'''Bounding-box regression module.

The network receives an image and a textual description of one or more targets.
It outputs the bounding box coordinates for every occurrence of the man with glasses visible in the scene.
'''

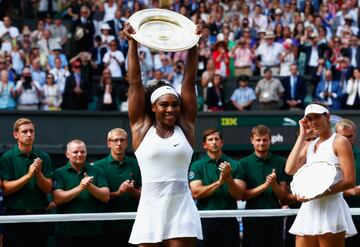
[93,128,141,247]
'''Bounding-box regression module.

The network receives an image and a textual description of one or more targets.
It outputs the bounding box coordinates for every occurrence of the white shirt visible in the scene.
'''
[50,68,70,93]
[256,42,284,66]
[15,80,42,105]
[103,50,125,77]
[308,46,319,67]
[103,3,118,22]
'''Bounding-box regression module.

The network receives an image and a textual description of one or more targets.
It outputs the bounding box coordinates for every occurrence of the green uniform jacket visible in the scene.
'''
[189,153,241,210]
[52,162,108,236]
[0,145,52,211]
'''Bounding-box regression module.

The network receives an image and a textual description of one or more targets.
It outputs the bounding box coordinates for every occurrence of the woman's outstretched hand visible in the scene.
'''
[195,24,204,36]
[123,22,136,41]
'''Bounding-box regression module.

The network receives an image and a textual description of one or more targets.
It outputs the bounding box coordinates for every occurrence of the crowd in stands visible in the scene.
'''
[1,0,360,111]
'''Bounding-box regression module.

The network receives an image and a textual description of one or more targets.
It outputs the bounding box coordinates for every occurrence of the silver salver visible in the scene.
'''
[128,8,200,52]
[290,161,337,199]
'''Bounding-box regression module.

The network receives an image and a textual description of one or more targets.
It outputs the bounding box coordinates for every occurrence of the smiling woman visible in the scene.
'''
[123,22,203,247]
[285,103,357,247]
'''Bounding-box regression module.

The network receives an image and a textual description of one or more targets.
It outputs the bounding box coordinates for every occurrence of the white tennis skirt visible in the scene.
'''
[129,180,203,244]
[289,193,357,237]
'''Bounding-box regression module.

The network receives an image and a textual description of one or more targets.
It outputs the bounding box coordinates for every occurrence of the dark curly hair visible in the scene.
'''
[144,80,180,122]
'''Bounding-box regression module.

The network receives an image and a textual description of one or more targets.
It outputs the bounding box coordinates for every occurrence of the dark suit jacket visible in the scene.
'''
[72,18,95,53]
[281,75,307,109]
[344,47,360,67]
[107,19,124,37]
[299,43,330,67]
[62,73,89,110]
[315,80,342,110]
[205,86,225,111]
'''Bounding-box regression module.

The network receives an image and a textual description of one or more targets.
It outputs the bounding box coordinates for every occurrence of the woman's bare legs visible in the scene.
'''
[296,235,319,247]
[138,243,162,247]
[318,232,345,247]
[163,237,197,247]
[296,231,346,247]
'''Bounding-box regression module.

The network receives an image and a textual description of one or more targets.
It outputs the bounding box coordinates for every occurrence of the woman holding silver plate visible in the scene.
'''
[285,103,357,247]
[123,15,203,247]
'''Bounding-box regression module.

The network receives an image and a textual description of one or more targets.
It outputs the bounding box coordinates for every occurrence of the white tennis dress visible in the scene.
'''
[129,125,203,244]
[289,133,357,237]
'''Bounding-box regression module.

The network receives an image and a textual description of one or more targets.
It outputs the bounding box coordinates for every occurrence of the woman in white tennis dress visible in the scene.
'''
[285,103,356,247]
[123,23,202,247]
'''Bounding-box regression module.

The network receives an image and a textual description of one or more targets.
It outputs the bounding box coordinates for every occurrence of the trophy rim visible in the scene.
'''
[290,161,337,199]
[128,8,200,52]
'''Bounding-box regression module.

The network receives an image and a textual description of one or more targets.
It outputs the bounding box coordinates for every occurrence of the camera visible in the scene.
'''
[22,76,32,90]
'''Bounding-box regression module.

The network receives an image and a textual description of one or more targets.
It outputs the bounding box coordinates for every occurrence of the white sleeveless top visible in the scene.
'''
[134,125,193,183]
[290,133,357,237]
[129,126,203,244]
[306,133,343,185]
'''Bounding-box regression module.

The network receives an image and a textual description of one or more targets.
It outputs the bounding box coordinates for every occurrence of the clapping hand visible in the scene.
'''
[28,158,43,177]
[266,169,277,186]
[80,172,94,189]
[218,161,232,181]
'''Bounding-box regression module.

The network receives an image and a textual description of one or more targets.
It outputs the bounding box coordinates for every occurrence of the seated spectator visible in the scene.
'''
[205,74,225,112]
[47,44,69,70]
[41,72,62,111]
[158,53,173,81]
[212,39,230,77]
[10,44,25,76]
[18,27,32,65]
[96,68,118,111]
[256,31,284,76]
[230,75,256,111]
[30,19,45,44]
[252,4,268,32]
[315,69,342,110]
[91,35,108,76]
[72,5,95,53]
[197,40,211,77]
[168,60,184,91]
[30,58,46,86]
[344,35,360,68]
[37,29,60,60]
[103,40,125,78]
[0,56,16,82]
[345,68,360,109]
[279,39,297,77]
[281,64,307,110]
[0,16,20,50]
[229,37,254,77]
[49,57,70,93]
[107,9,125,38]
[15,66,42,110]
[0,69,16,110]
[61,60,89,110]
[255,67,285,110]
[49,17,68,48]
[100,23,115,49]
[139,50,151,86]
[201,60,215,89]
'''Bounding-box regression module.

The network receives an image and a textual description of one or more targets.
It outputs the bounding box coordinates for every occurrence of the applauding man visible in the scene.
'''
[52,140,109,247]
[0,118,52,247]
[93,128,141,247]
[189,128,244,247]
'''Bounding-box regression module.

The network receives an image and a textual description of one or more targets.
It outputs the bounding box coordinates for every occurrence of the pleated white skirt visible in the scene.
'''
[289,193,357,237]
[129,180,203,244]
